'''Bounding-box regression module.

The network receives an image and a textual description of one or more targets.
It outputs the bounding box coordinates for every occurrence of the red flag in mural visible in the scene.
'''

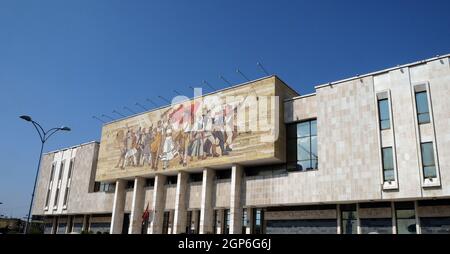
[142,203,150,223]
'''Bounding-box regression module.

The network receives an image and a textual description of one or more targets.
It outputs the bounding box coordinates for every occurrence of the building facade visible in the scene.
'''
[32,54,450,234]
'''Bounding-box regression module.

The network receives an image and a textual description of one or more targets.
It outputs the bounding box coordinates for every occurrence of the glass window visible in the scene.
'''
[382,147,395,182]
[224,209,230,234]
[421,142,437,179]
[287,119,318,171]
[253,208,264,234]
[341,205,357,234]
[378,99,391,130]
[415,91,430,124]
[395,202,416,234]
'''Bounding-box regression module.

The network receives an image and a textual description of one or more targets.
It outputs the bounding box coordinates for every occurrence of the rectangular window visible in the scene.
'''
[242,209,248,234]
[253,208,264,234]
[45,164,56,208]
[378,98,391,130]
[382,147,395,182]
[341,204,357,234]
[395,202,416,234]
[421,142,437,179]
[63,160,74,208]
[415,91,430,124]
[224,209,230,234]
[53,162,64,208]
[287,119,318,171]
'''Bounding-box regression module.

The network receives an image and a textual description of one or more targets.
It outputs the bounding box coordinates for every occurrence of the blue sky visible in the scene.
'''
[0,0,449,218]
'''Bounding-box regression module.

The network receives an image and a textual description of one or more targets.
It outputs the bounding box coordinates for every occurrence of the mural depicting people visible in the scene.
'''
[112,98,244,171]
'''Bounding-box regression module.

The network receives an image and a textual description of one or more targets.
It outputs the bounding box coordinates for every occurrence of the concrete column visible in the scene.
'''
[200,168,215,234]
[128,177,145,234]
[246,207,254,234]
[110,179,126,234]
[149,174,166,234]
[173,172,188,234]
[230,164,243,234]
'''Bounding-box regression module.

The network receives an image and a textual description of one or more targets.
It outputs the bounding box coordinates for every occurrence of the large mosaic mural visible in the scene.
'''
[96,77,287,181]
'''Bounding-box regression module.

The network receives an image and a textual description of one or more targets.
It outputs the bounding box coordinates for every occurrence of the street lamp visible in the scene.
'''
[20,115,70,234]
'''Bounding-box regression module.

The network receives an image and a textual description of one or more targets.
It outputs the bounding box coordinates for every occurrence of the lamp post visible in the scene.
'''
[20,115,70,234]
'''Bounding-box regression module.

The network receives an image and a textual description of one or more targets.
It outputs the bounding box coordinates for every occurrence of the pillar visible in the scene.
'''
[230,164,243,234]
[415,201,421,234]
[173,172,188,234]
[200,168,215,234]
[391,202,396,234]
[128,177,145,234]
[148,174,166,234]
[110,179,126,234]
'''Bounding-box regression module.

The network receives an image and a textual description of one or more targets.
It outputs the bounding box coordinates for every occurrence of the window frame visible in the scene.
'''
[377,98,391,130]
[412,83,440,188]
[286,119,318,172]
[381,147,395,183]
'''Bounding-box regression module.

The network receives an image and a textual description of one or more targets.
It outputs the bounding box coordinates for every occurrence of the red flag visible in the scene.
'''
[142,203,150,223]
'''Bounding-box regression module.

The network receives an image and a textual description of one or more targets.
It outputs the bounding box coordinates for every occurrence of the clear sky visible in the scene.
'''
[0,0,449,218]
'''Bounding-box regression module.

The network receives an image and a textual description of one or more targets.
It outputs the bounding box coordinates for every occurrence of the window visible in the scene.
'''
[253,208,264,234]
[224,209,230,234]
[242,209,248,234]
[94,182,115,192]
[166,176,177,185]
[395,202,416,234]
[145,178,155,187]
[189,173,203,183]
[287,120,318,171]
[415,91,430,124]
[45,164,56,208]
[63,160,74,208]
[215,170,231,180]
[382,147,395,182]
[378,98,391,130]
[53,161,64,208]
[421,142,437,179]
[126,180,134,190]
[341,204,357,234]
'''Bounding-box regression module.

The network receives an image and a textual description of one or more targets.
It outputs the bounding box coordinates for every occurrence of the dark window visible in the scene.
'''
[44,189,51,208]
[186,211,193,234]
[126,180,134,190]
[215,170,231,180]
[378,98,391,130]
[421,142,437,179]
[415,91,430,124]
[341,204,357,234]
[244,164,287,177]
[382,147,395,182]
[242,209,248,234]
[145,178,155,187]
[253,208,264,234]
[166,176,178,185]
[287,120,318,171]
[93,182,101,192]
[53,162,64,207]
[189,173,203,183]
[395,202,416,234]
[224,209,230,234]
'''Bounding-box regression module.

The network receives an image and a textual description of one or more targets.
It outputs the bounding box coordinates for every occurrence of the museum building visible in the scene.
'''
[32,54,450,234]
